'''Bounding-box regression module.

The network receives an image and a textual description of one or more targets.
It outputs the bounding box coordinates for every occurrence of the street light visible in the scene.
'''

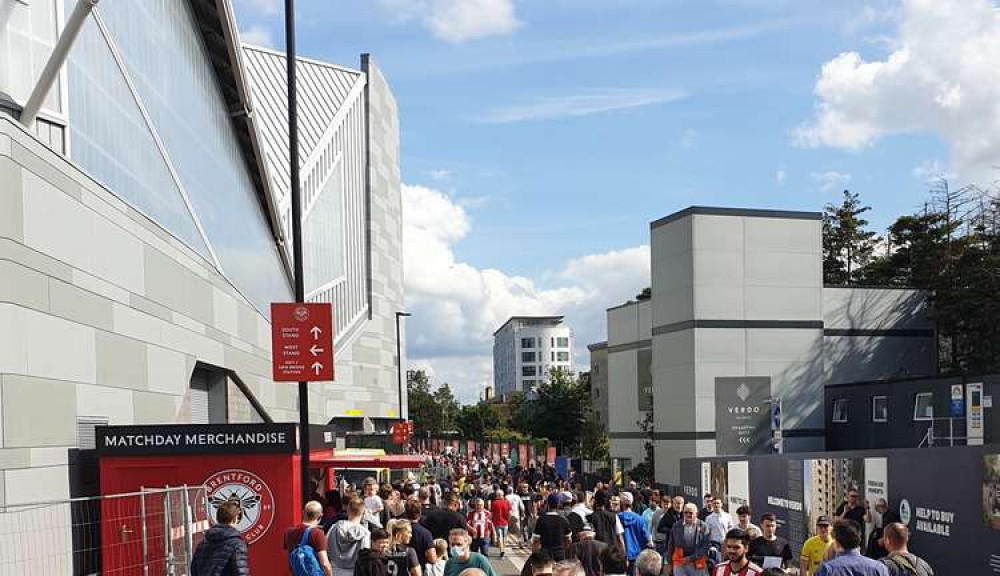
[395,312,411,421]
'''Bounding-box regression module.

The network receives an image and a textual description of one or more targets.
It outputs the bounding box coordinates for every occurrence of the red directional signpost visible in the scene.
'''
[271,303,334,382]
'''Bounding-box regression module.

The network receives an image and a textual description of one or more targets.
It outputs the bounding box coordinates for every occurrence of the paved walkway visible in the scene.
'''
[483,537,530,576]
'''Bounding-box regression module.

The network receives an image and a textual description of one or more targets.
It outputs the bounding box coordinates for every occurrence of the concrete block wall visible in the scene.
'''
[607,300,652,466]
[0,118,294,504]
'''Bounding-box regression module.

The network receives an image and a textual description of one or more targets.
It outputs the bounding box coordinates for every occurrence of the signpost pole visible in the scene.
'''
[284,0,311,507]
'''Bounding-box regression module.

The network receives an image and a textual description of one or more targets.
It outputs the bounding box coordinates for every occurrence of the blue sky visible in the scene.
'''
[234,0,995,401]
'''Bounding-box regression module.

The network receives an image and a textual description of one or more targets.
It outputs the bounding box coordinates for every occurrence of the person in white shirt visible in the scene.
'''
[506,486,525,540]
[705,499,734,548]
[363,478,385,528]
[425,538,448,576]
[571,491,592,522]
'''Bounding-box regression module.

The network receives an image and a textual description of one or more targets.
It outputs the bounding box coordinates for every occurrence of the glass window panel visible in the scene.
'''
[832,399,849,423]
[303,162,345,293]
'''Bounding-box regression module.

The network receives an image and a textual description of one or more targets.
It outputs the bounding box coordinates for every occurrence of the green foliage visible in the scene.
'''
[456,401,502,440]
[858,184,1000,374]
[578,420,610,461]
[823,190,880,285]
[407,370,459,434]
[484,427,531,443]
[526,367,592,449]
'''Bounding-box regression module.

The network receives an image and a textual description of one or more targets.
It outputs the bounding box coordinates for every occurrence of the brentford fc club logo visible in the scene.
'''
[204,469,275,544]
[293,306,310,322]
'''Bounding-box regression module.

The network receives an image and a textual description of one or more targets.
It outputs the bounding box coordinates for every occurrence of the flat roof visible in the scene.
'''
[492,315,564,336]
[587,341,608,351]
[650,206,823,230]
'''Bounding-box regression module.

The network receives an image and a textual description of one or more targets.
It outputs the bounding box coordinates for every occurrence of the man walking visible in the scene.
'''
[834,490,866,527]
[534,492,574,561]
[668,503,711,576]
[879,523,934,576]
[191,501,250,576]
[635,549,663,576]
[711,529,762,576]
[466,497,494,557]
[748,514,792,571]
[445,528,498,576]
[588,490,625,553]
[491,489,512,556]
[284,501,333,576]
[328,496,371,576]
[618,492,651,574]
[656,496,685,555]
[423,493,469,541]
[799,516,833,576]
[814,520,888,576]
[705,499,734,569]
[569,523,608,576]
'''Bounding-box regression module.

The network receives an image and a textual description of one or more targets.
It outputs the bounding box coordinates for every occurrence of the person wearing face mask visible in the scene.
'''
[443,529,497,576]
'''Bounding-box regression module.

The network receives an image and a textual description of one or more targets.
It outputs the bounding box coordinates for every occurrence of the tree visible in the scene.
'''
[823,190,880,285]
[407,370,460,434]
[578,420,610,462]
[529,367,591,450]
[635,410,655,483]
[456,402,502,441]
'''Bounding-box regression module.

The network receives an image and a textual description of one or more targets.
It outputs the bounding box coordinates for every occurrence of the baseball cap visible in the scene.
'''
[580,522,595,534]
[816,515,831,526]
[620,492,634,506]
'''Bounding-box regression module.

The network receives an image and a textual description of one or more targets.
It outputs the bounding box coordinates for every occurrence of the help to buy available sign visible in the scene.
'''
[271,303,334,381]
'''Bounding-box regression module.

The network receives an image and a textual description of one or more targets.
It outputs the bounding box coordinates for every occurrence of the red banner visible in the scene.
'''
[546,446,556,465]
[518,444,528,465]
[501,443,510,457]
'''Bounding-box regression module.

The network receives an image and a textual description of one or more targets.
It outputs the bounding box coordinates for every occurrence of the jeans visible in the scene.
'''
[471,538,490,557]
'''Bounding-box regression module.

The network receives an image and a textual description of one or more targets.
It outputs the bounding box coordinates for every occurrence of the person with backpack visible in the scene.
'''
[286,501,334,576]
[878,523,933,576]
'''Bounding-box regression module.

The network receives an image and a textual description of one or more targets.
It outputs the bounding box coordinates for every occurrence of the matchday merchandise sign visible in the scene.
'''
[96,424,298,455]
[715,377,771,455]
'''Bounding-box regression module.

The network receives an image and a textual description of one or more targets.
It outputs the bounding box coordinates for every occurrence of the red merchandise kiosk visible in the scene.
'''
[97,423,333,575]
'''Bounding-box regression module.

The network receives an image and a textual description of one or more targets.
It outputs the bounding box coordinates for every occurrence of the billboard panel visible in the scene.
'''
[715,377,772,455]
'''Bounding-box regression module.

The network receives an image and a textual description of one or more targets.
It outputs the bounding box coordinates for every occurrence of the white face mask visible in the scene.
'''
[872,510,883,527]
[450,545,467,558]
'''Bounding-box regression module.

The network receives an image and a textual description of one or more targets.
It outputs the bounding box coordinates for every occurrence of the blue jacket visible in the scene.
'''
[618,510,649,561]
[668,519,710,562]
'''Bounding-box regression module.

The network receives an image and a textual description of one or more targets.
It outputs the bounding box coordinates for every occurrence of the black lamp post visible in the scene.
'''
[395,312,411,421]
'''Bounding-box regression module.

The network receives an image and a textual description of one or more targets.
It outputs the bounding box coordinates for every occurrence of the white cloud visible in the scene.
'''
[240,25,274,48]
[402,184,649,402]
[912,159,957,184]
[811,170,852,192]
[776,169,787,185]
[478,88,685,124]
[795,0,1000,184]
[379,0,520,43]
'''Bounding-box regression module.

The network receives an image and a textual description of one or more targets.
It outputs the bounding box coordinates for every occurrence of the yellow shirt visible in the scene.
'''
[799,535,832,576]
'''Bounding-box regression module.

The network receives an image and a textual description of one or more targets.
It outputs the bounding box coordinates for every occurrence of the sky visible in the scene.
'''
[233,0,1000,403]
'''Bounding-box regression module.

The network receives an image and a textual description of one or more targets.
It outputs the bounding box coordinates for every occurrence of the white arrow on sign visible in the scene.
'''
[311,362,323,375]
[310,326,322,339]
[310,344,324,356]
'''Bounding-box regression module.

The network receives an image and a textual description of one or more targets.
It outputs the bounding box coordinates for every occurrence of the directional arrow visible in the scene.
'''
[311,362,323,375]
[310,344,325,356]
[310,326,322,339]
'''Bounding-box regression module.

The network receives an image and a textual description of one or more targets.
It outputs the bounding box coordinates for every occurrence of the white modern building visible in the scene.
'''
[493,316,575,398]
[0,0,403,513]
[603,207,936,483]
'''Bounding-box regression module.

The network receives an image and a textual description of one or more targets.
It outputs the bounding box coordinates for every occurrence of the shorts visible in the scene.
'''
[496,525,508,540]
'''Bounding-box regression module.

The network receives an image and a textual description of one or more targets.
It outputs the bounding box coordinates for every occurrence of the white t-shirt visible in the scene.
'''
[425,560,446,576]
[507,493,524,518]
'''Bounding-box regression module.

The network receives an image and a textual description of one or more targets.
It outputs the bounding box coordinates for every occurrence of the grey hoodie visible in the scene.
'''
[327,519,371,576]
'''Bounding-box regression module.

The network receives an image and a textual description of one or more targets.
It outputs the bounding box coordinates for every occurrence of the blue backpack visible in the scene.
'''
[289,526,324,576]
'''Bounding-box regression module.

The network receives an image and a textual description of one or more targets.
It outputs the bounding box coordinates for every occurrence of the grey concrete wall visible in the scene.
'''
[607,300,652,466]
[587,345,609,431]
[0,118,286,504]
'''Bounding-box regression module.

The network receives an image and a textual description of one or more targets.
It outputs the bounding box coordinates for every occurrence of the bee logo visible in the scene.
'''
[204,469,275,544]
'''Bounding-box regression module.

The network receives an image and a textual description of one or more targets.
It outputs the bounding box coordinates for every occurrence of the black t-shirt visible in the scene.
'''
[748,536,793,568]
[570,539,607,576]
[386,545,418,576]
[420,508,467,540]
[534,513,572,559]
[835,502,866,525]
[520,492,536,517]
[410,521,434,567]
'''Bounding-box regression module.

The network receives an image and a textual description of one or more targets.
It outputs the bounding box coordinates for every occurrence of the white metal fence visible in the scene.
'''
[0,486,209,576]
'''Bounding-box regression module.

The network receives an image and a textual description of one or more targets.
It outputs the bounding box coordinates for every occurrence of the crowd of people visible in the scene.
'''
[190,449,934,576]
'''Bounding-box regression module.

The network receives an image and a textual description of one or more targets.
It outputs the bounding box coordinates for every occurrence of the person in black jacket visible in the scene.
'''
[354,528,390,576]
[191,501,250,576]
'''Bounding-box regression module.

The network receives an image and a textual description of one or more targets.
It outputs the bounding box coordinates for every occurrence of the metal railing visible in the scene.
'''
[918,417,968,447]
[0,485,209,576]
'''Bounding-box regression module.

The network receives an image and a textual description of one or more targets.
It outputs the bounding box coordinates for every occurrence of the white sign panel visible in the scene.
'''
[865,457,888,507]
[727,461,750,512]
[968,382,984,446]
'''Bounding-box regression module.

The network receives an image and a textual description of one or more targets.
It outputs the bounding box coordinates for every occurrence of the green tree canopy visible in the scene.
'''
[823,190,880,285]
